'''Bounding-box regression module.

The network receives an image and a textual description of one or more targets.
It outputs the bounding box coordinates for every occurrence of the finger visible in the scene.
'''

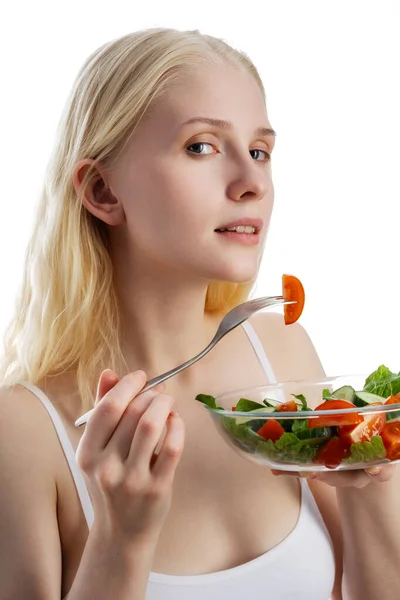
[315,464,395,488]
[127,393,175,472]
[152,412,185,483]
[95,369,120,406]
[82,370,147,455]
[364,464,395,483]
[271,469,315,478]
[314,470,369,488]
[105,383,166,459]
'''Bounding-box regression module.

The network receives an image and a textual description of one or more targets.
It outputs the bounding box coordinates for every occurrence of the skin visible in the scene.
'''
[0,59,398,600]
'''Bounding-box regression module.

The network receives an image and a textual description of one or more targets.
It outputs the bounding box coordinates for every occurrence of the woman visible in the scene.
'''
[0,28,398,600]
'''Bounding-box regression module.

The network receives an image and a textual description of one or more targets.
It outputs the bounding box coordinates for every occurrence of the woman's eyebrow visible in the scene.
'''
[181,116,276,138]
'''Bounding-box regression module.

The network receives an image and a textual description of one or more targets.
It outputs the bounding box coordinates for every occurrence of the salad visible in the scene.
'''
[196,365,400,469]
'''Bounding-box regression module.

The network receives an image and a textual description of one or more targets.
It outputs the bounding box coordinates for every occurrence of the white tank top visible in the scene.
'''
[17,322,336,599]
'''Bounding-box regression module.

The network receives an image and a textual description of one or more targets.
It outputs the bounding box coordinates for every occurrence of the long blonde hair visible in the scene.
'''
[0,28,266,410]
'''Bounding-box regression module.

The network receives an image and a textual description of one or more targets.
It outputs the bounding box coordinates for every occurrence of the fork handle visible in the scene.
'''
[140,341,214,392]
[74,340,215,427]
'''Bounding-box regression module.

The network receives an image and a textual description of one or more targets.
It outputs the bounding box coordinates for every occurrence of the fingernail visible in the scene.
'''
[299,471,317,479]
[366,466,381,476]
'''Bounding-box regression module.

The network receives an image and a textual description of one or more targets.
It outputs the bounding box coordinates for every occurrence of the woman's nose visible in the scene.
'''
[226,164,271,203]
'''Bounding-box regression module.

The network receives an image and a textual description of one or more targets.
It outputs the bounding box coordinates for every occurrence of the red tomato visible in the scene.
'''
[232,407,236,411]
[313,437,351,469]
[257,419,285,442]
[308,400,363,429]
[385,395,400,405]
[282,274,305,325]
[338,402,385,444]
[381,421,400,461]
[276,400,298,413]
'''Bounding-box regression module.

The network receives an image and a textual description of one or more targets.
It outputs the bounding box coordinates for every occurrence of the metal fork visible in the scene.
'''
[75,295,295,427]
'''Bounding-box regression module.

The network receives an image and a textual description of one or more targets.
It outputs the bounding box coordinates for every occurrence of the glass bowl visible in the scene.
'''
[201,375,400,472]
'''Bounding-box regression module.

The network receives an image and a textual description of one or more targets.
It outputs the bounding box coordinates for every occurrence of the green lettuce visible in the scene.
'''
[221,417,263,453]
[195,394,223,410]
[344,435,387,464]
[364,365,400,398]
[255,432,318,463]
[235,398,266,412]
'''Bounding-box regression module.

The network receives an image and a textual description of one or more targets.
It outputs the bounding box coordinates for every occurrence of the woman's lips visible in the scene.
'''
[215,217,264,234]
[215,230,261,246]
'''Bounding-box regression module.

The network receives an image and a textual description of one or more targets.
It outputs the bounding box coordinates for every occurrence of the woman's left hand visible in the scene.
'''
[271,464,396,488]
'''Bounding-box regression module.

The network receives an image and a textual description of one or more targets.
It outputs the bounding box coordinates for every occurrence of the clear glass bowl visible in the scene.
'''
[203,375,400,472]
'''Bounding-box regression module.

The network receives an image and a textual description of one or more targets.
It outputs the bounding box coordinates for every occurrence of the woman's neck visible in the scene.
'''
[112,262,221,381]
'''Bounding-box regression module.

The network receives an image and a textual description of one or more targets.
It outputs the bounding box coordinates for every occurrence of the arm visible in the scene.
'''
[336,472,400,600]
[278,320,400,598]
[0,387,62,599]
[0,386,155,600]
[253,314,400,598]
[67,529,155,600]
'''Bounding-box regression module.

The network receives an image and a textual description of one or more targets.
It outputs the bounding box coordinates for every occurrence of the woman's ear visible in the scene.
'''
[72,159,125,226]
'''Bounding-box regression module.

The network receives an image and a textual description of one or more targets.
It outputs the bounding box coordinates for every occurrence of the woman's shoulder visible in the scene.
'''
[0,383,64,470]
[0,384,63,597]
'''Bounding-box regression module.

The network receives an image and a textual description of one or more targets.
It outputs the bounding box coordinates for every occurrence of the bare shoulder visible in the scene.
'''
[0,383,64,465]
[0,384,62,598]
[248,311,326,381]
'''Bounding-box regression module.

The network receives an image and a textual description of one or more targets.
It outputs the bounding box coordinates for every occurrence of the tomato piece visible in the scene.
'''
[257,419,285,442]
[381,421,400,461]
[232,406,236,411]
[276,400,298,412]
[313,436,351,469]
[282,274,305,325]
[308,400,363,429]
[338,403,385,443]
[385,395,400,405]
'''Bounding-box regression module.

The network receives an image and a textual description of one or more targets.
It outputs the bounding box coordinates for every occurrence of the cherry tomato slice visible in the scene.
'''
[276,400,298,413]
[385,395,400,405]
[308,400,363,429]
[257,419,285,442]
[338,403,385,443]
[381,421,400,461]
[313,436,351,469]
[282,274,305,325]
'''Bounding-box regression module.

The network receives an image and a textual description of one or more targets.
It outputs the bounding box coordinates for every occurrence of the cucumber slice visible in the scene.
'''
[234,407,274,424]
[331,385,355,402]
[354,391,384,407]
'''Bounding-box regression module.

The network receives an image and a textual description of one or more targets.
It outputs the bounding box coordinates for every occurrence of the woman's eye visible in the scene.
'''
[250,149,271,162]
[187,142,215,155]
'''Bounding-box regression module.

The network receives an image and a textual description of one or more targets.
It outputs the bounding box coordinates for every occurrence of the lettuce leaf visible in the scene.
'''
[344,435,387,464]
[256,432,318,463]
[221,417,263,453]
[292,393,309,410]
[364,365,400,398]
[235,398,267,412]
[323,388,334,400]
[195,394,224,410]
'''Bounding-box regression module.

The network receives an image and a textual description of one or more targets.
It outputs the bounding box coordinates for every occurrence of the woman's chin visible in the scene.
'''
[211,263,259,286]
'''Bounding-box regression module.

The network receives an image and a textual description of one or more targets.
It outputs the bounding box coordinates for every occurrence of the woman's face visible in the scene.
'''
[107,61,275,284]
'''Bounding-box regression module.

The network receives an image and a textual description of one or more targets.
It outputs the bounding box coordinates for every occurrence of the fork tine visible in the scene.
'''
[249,295,283,309]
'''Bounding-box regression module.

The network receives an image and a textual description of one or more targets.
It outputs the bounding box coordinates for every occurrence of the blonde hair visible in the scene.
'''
[0,28,265,410]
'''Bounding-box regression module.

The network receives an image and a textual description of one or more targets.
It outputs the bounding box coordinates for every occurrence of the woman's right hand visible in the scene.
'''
[76,369,185,546]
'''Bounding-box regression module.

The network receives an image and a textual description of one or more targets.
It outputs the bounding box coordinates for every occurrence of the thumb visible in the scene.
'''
[96,368,119,404]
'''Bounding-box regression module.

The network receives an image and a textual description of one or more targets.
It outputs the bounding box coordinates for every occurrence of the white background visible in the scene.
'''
[0,0,399,377]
